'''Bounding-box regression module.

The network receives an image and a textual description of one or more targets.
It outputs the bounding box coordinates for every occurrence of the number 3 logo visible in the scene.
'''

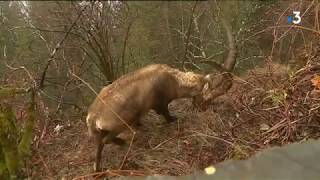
[293,11,301,24]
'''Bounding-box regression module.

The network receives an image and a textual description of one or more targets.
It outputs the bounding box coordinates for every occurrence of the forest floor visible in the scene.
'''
[29,98,237,179]
[27,62,320,179]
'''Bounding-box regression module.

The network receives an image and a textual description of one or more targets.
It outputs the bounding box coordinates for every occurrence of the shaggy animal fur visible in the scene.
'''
[86,64,211,172]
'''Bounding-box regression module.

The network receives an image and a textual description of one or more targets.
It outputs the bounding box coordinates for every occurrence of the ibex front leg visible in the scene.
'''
[94,131,104,172]
[94,130,126,172]
[154,102,177,123]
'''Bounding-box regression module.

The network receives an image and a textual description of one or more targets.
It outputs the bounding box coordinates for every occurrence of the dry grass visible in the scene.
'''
[230,61,320,147]
[27,97,238,179]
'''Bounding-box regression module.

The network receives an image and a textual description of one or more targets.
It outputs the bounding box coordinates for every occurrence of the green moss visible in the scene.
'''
[18,91,35,157]
[0,105,20,179]
[232,144,249,160]
[0,146,9,178]
[0,87,28,98]
[0,89,36,179]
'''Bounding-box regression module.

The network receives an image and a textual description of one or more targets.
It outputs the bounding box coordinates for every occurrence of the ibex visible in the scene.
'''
[86,64,214,172]
[86,14,236,172]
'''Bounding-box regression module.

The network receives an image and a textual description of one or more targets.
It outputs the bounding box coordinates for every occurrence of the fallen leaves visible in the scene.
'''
[311,74,320,89]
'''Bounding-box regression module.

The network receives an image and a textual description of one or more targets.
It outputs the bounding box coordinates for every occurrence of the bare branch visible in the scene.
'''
[38,5,87,90]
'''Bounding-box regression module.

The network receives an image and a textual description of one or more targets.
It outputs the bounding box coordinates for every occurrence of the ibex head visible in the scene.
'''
[176,71,213,98]
[192,72,233,109]
[191,16,236,109]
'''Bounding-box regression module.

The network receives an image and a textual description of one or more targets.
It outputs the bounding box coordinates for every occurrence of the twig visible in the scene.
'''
[69,71,135,133]
[243,25,320,43]
[69,69,137,171]
[4,63,37,87]
[72,169,146,180]
[182,1,199,69]
[187,130,234,146]
[151,134,179,150]
[119,132,136,170]
[121,20,134,75]
[38,153,54,177]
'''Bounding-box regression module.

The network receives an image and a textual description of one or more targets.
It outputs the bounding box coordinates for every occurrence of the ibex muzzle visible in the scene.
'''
[86,64,213,172]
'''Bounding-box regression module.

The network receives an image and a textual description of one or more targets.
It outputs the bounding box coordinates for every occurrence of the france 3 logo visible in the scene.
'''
[287,11,301,24]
